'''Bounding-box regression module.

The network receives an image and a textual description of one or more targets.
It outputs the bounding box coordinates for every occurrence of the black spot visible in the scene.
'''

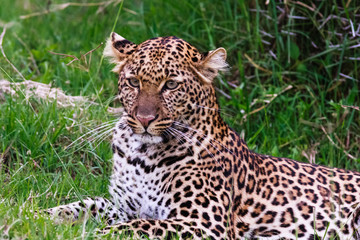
[157,150,192,168]
[215,224,225,233]
[214,214,222,222]
[142,223,150,231]
[181,231,193,239]
[174,180,183,188]
[180,210,189,217]
[180,201,192,209]
[202,212,210,221]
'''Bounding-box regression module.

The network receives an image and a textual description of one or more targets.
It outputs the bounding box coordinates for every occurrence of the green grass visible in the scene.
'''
[0,0,359,239]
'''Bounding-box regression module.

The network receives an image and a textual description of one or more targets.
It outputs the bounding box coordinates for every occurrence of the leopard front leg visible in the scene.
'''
[98,219,219,239]
[43,197,127,225]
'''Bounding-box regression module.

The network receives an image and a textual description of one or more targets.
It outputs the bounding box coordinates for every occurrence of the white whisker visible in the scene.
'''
[93,128,115,149]
[67,121,117,149]
[168,127,224,171]
[172,121,234,155]
[70,126,114,153]
[191,103,233,118]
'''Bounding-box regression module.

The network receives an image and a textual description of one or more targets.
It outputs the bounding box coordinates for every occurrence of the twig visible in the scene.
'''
[318,15,349,30]
[0,140,14,174]
[321,126,356,160]
[215,87,231,99]
[334,133,347,150]
[341,105,360,111]
[48,51,79,65]
[244,53,272,74]
[241,85,293,123]
[48,42,103,70]
[19,0,122,19]
[280,136,305,148]
[291,1,323,18]
[301,142,319,164]
[345,57,360,61]
[346,0,352,8]
[299,119,322,129]
[339,73,359,82]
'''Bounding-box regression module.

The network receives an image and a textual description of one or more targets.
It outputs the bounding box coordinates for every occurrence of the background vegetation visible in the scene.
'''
[0,0,359,239]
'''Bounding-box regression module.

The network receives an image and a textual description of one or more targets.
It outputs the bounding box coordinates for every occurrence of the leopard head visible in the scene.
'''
[104,32,227,142]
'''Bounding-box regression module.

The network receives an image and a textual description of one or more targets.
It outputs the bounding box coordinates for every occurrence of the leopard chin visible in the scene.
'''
[132,133,163,144]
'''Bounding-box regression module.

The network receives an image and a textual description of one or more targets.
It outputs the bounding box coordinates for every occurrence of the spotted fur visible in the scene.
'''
[44,32,360,240]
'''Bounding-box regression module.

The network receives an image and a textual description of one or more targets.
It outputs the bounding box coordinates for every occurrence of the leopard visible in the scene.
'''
[42,32,360,240]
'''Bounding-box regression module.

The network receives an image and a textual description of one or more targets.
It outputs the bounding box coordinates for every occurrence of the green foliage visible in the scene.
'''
[0,0,359,239]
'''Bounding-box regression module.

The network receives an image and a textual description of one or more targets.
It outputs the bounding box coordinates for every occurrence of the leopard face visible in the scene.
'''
[104,33,227,142]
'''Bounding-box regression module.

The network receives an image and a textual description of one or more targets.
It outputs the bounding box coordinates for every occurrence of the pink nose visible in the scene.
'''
[136,114,155,127]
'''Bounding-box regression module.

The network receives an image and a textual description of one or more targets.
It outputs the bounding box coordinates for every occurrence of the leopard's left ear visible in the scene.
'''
[191,47,228,84]
[103,32,137,72]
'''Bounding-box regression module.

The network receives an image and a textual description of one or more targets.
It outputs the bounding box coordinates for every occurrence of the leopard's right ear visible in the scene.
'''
[103,32,137,72]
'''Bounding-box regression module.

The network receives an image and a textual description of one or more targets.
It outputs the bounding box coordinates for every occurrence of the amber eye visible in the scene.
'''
[128,78,140,88]
[164,80,179,90]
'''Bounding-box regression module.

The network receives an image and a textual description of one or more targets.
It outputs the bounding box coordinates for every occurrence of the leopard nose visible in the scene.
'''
[136,114,156,128]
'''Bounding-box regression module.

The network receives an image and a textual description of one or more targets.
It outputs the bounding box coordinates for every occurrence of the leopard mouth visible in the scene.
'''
[128,116,172,134]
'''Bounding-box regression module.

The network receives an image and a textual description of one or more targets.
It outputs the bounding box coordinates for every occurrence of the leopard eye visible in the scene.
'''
[164,80,179,90]
[128,78,140,88]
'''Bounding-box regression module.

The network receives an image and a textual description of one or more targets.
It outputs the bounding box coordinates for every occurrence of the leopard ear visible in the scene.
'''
[191,47,228,84]
[103,32,137,72]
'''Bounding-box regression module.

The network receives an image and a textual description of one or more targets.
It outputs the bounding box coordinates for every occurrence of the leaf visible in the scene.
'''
[296,63,307,72]
[289,40,300,60]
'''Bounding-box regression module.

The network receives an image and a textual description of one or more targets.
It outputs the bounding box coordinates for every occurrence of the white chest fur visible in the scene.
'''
[108,120,173,221]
